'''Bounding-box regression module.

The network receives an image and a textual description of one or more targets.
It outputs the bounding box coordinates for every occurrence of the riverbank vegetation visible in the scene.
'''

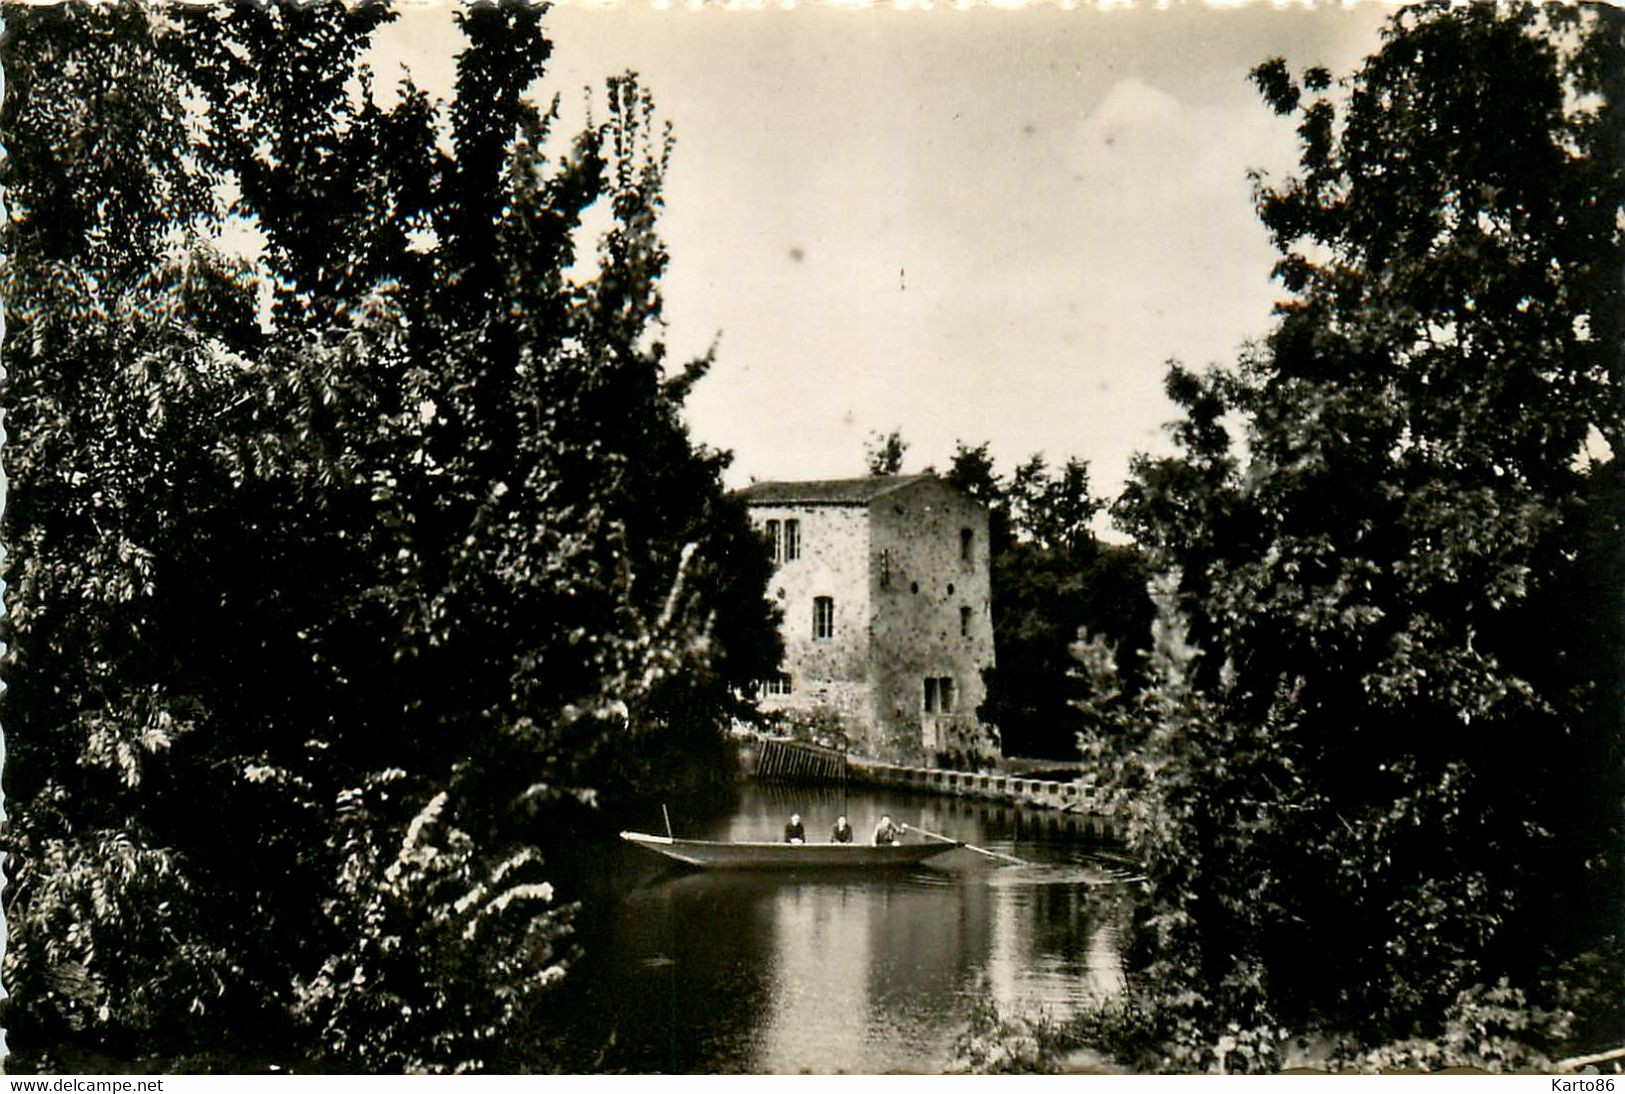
[966,1,1625,1073]
[1,3,777,1071]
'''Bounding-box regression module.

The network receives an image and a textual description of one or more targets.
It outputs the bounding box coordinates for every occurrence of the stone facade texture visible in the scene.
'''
[737,474,998,765]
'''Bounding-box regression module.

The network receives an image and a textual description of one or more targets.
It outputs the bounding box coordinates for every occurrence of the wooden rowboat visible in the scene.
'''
[620,830,960,870]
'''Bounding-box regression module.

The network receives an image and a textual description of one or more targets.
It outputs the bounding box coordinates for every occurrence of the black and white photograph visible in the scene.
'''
[0,0,1621,1076]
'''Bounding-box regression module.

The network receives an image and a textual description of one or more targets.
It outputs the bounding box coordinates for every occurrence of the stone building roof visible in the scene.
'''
[733,473,937,507]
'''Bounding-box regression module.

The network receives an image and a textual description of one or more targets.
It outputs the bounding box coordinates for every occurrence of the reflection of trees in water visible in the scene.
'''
[570,786,1136,1072]
[985,866,1129,1021]
[567,872,784,1072]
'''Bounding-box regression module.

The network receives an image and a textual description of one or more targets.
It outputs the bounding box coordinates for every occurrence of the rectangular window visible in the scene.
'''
[761,673,793,696]
[813,596,834,640]
[766,520,781,563]
[923,677,938,713]
[879,548,891,588]
[960,527,974,562]
[784,518,800,561]
[939,676,955,713]
[960,605,971,637]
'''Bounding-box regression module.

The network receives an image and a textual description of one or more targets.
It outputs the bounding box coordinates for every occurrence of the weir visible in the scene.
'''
[744,736,1105,816]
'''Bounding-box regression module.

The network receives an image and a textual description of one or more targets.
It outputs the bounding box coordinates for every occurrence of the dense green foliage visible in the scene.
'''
[943,443,1154,760]
[1,2,777,1070]
[1089,2,1624,1071]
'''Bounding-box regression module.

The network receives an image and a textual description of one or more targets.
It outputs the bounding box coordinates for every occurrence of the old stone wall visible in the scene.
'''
[745,478,999,765]
[868,478,997,765]
[750,504,877,749]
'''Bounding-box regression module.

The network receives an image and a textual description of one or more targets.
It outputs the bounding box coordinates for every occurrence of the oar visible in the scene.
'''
[909,824,1029,867]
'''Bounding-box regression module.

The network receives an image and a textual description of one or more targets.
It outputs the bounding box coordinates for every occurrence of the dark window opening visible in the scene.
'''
[879,549,891,587]
[762,672,793,696]
[785,518,801,561]
[940,676,955,713]
[960,606,971,636]
[960,527,974,562]
[766,520,781,562]
[923,677,938,713]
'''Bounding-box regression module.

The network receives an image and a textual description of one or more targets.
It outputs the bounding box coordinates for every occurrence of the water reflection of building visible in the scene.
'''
[757,884,874,1072]
[749,866,1124,1072]
[751,877,984,1073]
[611,787,1129,1073]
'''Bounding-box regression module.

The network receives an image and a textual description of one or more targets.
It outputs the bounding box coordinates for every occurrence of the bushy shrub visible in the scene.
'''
[293,777,574,1073]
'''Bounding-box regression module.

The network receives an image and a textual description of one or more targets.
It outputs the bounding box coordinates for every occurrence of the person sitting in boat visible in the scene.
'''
[831,816,854,843]
[873,815,905,845]
[783,813,806,844]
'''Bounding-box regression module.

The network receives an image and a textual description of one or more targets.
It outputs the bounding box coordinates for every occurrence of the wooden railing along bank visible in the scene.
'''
[747,737,1102,814]
[848,754,1100,812]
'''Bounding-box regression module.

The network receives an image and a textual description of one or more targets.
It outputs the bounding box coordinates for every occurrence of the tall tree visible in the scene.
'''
[865,428,909,476]
[0,4,263,1055]
[1,3,777,1070]
[1102,2,1625,1069]
[944,440,1011,553]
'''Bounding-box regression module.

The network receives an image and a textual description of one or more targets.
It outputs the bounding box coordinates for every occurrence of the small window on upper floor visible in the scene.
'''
[923,676,938,713]
[939,676,955,713]
[879,548,891,588]
[960,606,971,637]
[784,519,801,561]
[813,596,834,640]
[960,527,974,562]
[765,520,781,563]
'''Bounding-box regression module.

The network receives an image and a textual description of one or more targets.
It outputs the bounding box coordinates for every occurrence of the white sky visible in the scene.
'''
[375,1,1393,503]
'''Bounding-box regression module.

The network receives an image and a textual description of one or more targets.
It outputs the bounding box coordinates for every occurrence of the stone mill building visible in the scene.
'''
[735,473,999,766]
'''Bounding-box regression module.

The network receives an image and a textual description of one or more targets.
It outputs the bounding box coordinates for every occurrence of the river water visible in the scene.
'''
[566,784,1133,1074]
